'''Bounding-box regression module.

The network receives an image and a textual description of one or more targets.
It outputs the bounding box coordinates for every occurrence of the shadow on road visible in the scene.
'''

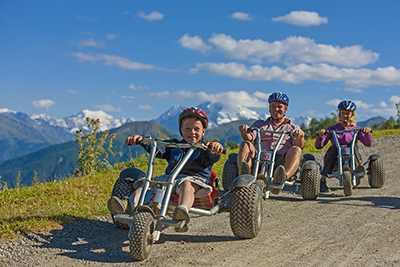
[316,195,400,210]
[27,216,235,264]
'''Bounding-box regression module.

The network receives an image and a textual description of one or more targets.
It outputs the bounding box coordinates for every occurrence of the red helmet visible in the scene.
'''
[178,107,209,130]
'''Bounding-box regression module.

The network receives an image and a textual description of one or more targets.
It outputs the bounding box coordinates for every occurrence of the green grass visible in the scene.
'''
[1,129,399,240]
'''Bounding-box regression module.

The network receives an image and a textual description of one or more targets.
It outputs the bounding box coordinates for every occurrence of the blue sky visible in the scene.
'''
[1,0,400,122]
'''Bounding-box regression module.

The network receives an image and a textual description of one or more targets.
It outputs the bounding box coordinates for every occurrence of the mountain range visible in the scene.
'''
[0,103,387,188]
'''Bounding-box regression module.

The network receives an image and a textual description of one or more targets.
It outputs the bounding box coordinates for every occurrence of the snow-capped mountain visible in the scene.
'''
[154,102,314,133]
[155,102,263,133]
[31,109,135,134]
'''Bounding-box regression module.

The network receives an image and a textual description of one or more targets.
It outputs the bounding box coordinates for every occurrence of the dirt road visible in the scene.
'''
[1,135,399,266]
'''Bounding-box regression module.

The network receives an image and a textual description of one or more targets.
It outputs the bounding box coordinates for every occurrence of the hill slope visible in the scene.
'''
[0,121,179,188]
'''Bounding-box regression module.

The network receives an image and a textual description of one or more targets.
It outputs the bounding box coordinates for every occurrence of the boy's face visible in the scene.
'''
[180,117,205,143]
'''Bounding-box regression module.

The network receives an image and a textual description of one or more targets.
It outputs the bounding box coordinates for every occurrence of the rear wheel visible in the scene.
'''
[301,166,320,200]
[368,159,385,188]
[129,212,155,261]
[110,177,136,229]
[230,183,263,239]
[222,154,239,190]
[343,171,352,196]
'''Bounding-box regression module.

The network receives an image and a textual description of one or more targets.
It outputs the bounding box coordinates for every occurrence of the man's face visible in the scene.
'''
[180,117,205,143]
[269,101,288,120]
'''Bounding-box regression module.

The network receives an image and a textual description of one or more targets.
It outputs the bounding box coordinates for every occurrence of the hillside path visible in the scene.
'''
[1,135,400,266]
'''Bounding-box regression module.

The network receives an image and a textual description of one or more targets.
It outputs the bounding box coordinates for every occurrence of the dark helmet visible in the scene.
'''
[178,107,209,130]
[337,100,356,111]
[268,92,289,106]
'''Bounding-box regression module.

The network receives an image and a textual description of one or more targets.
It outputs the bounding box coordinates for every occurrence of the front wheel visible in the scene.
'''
[368,159,385,188]
[343,171,352,196]
[300,166,320,200]
[230,182,263,239]
[129,212,155,261]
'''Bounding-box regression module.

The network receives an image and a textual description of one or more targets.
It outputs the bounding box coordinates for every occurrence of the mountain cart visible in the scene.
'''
[322,128,384,196]
[108,137,251,261]
[222,127,321,201]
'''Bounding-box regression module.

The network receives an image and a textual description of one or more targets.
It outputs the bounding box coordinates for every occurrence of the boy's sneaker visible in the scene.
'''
[107,196,126,214]
[320,179,330,192]
[239,161,251,175]
[125,197,136,215]
[173,205,190,232]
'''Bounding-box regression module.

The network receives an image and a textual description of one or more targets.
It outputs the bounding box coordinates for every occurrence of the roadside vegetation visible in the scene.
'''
[1,110,400,240]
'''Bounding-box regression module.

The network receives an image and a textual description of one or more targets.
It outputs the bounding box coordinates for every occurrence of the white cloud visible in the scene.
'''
[179,34,212,54]
[325,98,373,110]
[207,34,378,67]
[145,90,268,108]
[121,95,136,99]
[231,12,252,21]
[305,110,325,117]
[76,15,98,22]
[106,34,118,40]
[343,87,364,93]
[380,101,388,108]
[94,104,117,111]
[62,89,78,94]
[353,100,373,109]
[272,11,328,26]
[68,52,166,71]
[389,95,400,103]
[137,11,164,21]
[369,107,397,117]
[78,38,106,48]
[32,99,56,110]
[128,84,149,90]
[253,91,271,100]
[190,62,400,88]
[139,104,153,110]
[325,98,341,107]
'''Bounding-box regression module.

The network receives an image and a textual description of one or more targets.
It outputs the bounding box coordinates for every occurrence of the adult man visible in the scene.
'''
[237,92,305,194]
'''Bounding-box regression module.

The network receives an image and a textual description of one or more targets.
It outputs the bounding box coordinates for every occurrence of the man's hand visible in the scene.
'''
[125,135,143,146]
[293,129,305,138]
[205,141,224,155]
[239,124,253,142]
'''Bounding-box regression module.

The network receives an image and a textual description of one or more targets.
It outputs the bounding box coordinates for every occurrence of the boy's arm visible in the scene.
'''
[204,141,224,164]
[126,135,143,146]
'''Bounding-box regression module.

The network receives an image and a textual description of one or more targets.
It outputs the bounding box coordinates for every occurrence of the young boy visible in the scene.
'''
[107,107,224,231]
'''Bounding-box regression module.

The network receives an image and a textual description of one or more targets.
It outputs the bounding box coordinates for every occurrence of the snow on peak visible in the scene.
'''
[155,102,262,133]
[30,109,135,133]
[0,108,17,114]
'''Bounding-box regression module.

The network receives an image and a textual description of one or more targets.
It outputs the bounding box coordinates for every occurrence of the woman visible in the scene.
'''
[315,100,372,192]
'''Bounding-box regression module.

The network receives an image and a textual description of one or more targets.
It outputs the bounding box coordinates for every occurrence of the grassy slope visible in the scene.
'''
[1,129,398,239]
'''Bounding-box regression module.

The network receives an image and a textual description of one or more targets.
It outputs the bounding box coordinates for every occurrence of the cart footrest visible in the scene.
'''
[159,218,185,228]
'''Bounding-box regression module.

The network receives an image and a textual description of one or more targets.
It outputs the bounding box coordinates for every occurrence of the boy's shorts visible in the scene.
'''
[134,174,212,198]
